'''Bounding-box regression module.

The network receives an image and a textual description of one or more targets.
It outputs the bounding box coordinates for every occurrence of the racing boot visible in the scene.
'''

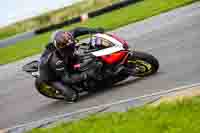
[51,81,78,103]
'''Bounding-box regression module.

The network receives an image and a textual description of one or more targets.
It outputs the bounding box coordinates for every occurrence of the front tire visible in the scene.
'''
[126,51,159,77]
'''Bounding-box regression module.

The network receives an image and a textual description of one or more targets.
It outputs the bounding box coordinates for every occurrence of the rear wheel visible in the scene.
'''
[22,60,39,72]
[126,51,159,77]
[35,79,79,101]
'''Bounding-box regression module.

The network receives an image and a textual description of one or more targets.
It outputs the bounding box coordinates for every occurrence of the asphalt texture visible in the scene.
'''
[0,31,35,48]
[0,2,200,129]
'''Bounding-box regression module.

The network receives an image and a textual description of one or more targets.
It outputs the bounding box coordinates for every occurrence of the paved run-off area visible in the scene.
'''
[0,2,200,129]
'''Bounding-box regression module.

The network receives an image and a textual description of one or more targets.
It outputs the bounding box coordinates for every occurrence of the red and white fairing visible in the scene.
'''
[91,33,129,64]
[91,33,128,56]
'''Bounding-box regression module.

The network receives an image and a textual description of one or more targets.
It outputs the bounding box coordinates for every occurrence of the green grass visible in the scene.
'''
[0,0,198,65]
[0,0,119,40]
[27,96,200,133]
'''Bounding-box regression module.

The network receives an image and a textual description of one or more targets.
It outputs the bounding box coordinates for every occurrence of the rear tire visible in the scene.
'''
[35,78,79,102]
[22,60,39,72]
[126,51,159,77]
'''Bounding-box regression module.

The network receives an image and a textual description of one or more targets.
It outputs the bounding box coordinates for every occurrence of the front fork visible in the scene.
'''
[121,51,138,76]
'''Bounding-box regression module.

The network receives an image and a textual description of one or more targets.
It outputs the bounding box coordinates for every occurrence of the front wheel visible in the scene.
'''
[126,51,159,77]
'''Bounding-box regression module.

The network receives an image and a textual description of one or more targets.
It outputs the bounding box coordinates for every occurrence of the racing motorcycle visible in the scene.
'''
[22,33,159,101]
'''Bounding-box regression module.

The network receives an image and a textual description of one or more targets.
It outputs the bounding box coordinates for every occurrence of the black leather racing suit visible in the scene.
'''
[37,27,104,100]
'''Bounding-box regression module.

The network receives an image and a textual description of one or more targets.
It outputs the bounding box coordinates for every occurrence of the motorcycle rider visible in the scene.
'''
[37,27,104,102]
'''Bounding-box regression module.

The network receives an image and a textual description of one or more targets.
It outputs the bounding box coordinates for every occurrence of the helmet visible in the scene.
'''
[52,30,75,49]
[51,30,75,56]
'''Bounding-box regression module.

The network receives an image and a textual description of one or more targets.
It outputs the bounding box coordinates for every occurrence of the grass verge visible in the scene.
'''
[0,0,119,40]
[27,96,200,133]
[0,0,198,65]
